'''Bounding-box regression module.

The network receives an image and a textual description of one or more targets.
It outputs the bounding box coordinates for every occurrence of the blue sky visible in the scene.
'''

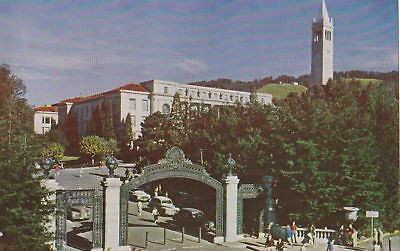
[0,0,398,106]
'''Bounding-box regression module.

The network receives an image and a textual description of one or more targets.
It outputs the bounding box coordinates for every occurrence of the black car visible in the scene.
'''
[173,208,215,233]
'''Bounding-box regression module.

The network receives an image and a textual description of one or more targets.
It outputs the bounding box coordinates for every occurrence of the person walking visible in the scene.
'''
[348,224,357,247]
[377,227,384,250]
[152,207,159,224]
[264,235,275,251]
[276,238,284,251]
[326,237,334,251]
[291,221,298,243]
[286,224,293,246]
[137,201,143,217]
[310,224,316,245]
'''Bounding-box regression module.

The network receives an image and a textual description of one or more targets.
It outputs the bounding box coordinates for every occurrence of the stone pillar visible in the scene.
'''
[225,175,239,242]
[99,177,131,251]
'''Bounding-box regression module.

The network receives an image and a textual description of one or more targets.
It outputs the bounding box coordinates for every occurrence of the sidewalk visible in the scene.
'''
[236,236,370,251]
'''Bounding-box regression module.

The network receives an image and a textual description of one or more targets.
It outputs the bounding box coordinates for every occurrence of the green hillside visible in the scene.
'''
[341,78,383,86]
[258,83,307,99]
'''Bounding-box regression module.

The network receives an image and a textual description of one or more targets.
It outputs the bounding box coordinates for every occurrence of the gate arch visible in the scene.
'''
[119,147,224,245]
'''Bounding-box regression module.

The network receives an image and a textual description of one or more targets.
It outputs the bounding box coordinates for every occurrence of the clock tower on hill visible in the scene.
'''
[311,0,334,85]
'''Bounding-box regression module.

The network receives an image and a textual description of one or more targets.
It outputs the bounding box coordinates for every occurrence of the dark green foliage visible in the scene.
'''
[136,78,399,232]
[0,64,53,250]
[87,98,116,140]
[118,113,136,161]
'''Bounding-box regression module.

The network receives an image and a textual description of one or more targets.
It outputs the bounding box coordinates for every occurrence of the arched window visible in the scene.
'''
[161,104,170,114]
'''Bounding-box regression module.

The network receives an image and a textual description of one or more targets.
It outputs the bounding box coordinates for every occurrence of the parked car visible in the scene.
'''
[148,196,180,216]
[173,208,215,233]
[67,206,91,221]
[129,188,151,202]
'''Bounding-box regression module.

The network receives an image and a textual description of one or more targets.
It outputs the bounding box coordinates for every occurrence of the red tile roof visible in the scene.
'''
[59,83,148,104]
[34,106,58,112]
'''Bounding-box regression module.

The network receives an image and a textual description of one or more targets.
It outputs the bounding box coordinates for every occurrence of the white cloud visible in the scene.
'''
[175,57,208,74]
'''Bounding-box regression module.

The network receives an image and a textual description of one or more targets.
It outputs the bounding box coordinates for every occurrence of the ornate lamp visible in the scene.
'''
[227,153,236,176]
[106,155,118,177]
[40,158,54,177]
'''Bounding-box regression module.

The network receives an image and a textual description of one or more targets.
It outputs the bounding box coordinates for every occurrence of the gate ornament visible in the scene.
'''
[157,147,192,166]
[106,155,118,177]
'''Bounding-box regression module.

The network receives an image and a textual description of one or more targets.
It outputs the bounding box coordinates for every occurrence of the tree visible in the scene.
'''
[0,64,53,249]
[41,142,65,162]
[80,135,105,165]
[119,113,135,162]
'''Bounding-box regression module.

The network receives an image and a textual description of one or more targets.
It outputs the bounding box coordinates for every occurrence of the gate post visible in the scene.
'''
[225,175,240,242]
[97,177,131,251]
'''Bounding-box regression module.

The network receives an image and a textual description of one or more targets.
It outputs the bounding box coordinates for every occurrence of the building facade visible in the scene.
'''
[56,79,272,138]
[33,105,59,134]
[311,0,334,85]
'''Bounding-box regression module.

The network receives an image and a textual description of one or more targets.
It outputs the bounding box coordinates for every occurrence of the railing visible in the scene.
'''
[296,227,336,244]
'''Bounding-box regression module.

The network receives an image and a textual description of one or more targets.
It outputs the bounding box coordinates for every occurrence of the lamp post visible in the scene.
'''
[40,158,54,177]
[106,155,118,177]
[262,175,276,230]
[227,153,236,176]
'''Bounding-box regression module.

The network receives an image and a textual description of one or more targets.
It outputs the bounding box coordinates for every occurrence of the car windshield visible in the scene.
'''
[162,199,172,204]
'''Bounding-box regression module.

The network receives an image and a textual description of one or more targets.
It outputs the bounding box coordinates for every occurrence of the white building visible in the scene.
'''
[311,0,334,85]
[57,79,272,138]
[33,105,59,134]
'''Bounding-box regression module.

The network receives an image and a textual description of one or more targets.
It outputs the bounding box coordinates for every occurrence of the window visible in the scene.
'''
[164,86,168,94]
[129,98,136,111]
[131,115,136,127]
[161,104,170,114]
[142,100,148,111]
[42,116,51,124]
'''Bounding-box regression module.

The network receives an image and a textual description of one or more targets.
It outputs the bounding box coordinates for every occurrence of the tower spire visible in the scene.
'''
[321,0,330,20]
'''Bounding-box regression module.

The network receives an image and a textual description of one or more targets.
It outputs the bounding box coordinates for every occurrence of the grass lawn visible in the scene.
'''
[60,156,80,162]
[341,78,383,86]
[258,83,308,99]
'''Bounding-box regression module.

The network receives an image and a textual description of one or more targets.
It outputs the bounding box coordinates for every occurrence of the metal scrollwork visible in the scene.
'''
[55,189,103,250]
[120,147,225,244]
[157,147,192,166]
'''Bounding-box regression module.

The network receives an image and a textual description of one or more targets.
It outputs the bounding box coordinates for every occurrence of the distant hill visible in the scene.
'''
[257,83,307,99]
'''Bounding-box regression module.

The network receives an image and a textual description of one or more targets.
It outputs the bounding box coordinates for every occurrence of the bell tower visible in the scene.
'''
[311,0,334,85]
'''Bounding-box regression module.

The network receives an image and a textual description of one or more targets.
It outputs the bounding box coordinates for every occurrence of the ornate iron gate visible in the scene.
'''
[119,147,224,245]
[238,184,263,235]
[55,189,103,250]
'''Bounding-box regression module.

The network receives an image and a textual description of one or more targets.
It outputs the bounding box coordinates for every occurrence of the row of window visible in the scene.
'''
[129,98,149,112]
[324,30,332,41]
[313,30,332,43]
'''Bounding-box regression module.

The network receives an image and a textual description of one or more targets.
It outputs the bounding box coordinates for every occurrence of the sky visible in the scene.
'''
[0,0,398,106]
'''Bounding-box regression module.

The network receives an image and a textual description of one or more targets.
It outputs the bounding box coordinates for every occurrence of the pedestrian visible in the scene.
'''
[152,207,159,224]
[327,237,334,251]
[348,224,357,247]
[154,186,159,196]
[276,238,284,251]
[338,225,345,245]
[310,224,316,245]
[137,201,143,217]
[286,224,293,246]
[291,221,297,243]
[373,228,378,250]
[377,227,384,249]
[264,234,275,250]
